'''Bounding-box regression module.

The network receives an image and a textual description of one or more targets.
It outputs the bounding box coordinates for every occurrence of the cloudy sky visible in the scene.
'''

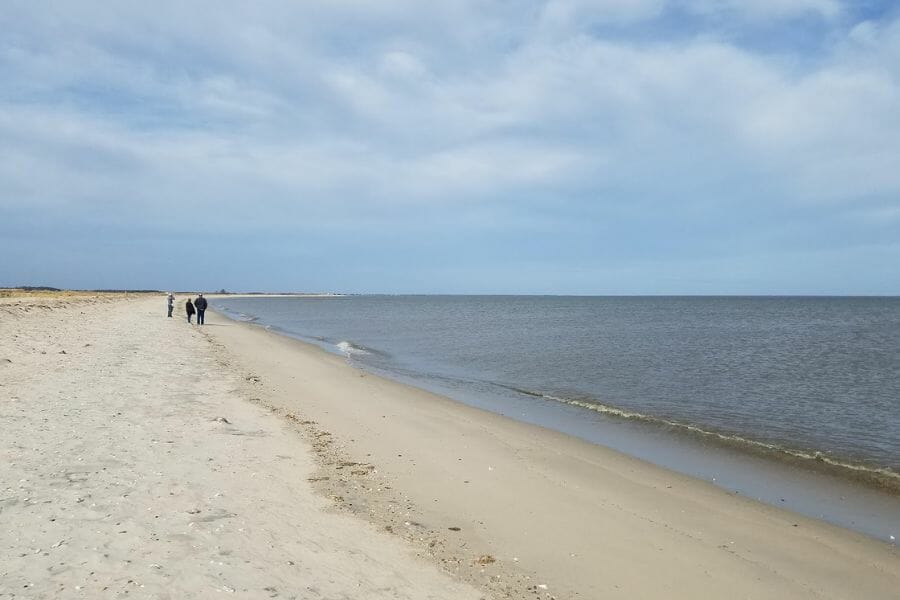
[1,1,898,294]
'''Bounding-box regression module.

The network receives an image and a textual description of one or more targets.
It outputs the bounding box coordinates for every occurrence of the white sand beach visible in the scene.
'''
[0,294,483,599]
[1,293,898,599]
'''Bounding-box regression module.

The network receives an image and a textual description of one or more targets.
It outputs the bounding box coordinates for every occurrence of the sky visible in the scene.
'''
[1,0,899,294]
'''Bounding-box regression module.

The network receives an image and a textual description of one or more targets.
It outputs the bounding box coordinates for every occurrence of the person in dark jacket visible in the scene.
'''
[194,293,208,325]
[185,299,196,323]
[167,293,174,317]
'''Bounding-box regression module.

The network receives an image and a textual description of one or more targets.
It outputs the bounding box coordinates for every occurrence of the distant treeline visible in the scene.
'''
[4,286,163,293]
[93,289,164,293]
[4,287,333,295]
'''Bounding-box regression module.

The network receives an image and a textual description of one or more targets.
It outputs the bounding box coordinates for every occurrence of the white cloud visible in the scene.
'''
[540,0,667,30]
[686,0,843,21]
[379,51,429,80]
[2,1,898,238]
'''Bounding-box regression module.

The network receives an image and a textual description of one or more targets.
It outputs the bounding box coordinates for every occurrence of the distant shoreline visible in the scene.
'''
[0,288,345,296]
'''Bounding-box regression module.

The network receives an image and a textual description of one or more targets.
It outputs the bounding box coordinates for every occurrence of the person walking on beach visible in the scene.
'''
[185,298,196,324]
[194,293,208,325]
[167,293,175,318]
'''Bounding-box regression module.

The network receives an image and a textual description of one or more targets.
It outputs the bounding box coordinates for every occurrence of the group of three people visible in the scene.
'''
[166,293,208,325]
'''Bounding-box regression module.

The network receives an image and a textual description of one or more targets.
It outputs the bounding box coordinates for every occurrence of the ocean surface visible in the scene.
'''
[213,295,900,541]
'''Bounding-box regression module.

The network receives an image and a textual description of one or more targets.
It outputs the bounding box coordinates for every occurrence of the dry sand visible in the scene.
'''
[2,294,898,599]
[0,294,484,599]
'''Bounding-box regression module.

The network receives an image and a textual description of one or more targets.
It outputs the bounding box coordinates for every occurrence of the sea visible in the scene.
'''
[212,295,900,542]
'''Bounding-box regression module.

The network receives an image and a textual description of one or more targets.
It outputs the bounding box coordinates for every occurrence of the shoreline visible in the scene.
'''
[202,305,899,598]
[507,385,900,489]
[213,299,900,543]
[298,324,900,489]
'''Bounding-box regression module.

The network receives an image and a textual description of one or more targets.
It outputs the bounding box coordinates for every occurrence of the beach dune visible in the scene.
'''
[1,293,897,599]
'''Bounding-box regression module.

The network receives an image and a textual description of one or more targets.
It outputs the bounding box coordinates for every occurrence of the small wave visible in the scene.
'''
[506,386,900,492]
[215,306,259,322]
[336,341,371,356]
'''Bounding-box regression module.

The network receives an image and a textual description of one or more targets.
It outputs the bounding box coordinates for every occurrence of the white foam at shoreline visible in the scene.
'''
[337,341,370,356]
[521,388,900,490]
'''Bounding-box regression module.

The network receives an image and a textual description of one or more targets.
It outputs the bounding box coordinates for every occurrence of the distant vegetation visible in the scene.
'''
[92,289,163,293]
[1,287,162,294]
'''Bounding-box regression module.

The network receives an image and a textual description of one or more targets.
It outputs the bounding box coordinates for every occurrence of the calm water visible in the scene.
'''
[213,295,900,539]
